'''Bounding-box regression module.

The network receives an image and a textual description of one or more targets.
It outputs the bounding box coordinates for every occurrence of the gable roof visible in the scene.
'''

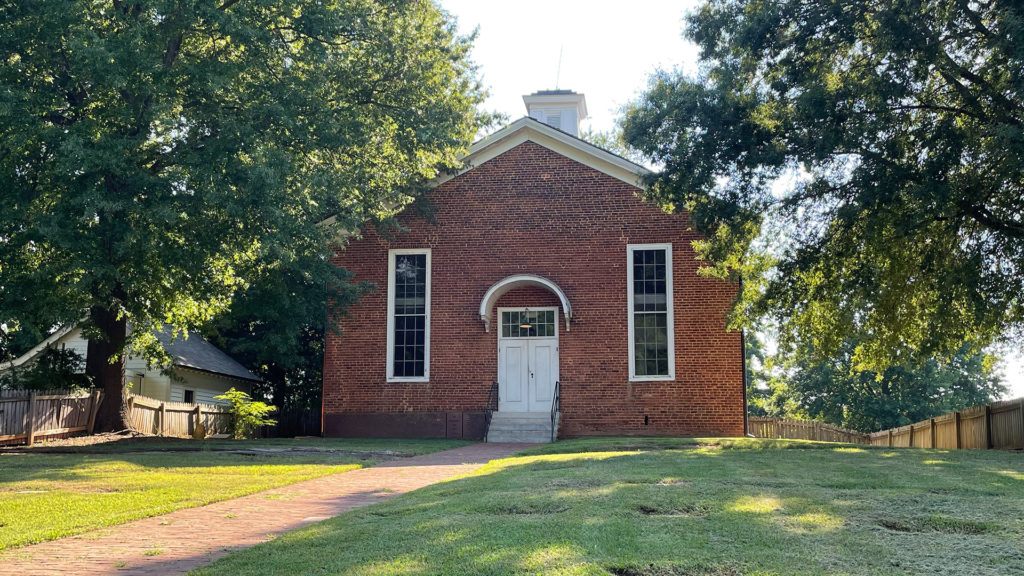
[0,325,260,382]
[319,117,652,230]
[154,329,260,382]
[0,325,77,371]
[435,116,652,189]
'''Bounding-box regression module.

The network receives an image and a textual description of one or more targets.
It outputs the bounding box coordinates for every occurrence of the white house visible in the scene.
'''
[0,326,258,405]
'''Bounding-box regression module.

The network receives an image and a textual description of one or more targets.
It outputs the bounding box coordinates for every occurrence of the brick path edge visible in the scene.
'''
[1,442,528,576]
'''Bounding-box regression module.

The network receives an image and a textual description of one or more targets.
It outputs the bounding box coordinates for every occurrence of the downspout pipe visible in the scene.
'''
[738,276,749,437]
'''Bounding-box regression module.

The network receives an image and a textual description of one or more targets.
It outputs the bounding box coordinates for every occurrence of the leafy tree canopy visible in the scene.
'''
[623,0,1024,372]
[202,250,361,426]
[761,336,1005,432]
[0,0,487,428]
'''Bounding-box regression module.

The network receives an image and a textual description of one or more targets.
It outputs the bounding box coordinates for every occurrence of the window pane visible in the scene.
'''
[631,248,670,377]
[392,253,427,378]
[499,309,557,338]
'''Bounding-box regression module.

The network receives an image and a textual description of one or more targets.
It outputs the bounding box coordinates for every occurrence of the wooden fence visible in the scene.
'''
[870,397,1024,450]
[0,389,103,446]
[749,417,869,444]
[126,393,233,438]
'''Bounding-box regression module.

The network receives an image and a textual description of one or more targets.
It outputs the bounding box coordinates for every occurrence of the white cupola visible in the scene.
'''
[522,90,588,137]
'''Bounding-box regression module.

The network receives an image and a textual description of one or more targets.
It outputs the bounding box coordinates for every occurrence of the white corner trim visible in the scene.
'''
[386,248,431,383]
[626,243,676,382]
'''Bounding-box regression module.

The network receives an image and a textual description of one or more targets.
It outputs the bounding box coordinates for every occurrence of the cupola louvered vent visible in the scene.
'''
[522,90,588,138]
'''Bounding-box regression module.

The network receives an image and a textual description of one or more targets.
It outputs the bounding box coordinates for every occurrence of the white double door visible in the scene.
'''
[498,337,558,413]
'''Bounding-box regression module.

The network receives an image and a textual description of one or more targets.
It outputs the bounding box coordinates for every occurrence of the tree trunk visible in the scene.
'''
[87,305,128,432]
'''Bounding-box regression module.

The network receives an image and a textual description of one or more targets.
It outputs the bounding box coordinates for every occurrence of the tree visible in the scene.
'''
[0,346,91,390]
[578,127,647,165]
[203,251,367,433]
[0,0,486,430]
[623,0,1024,371]
[772,337,1005,432]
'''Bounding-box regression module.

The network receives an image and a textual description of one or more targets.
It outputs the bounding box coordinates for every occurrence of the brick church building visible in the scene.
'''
[322,91,746,442]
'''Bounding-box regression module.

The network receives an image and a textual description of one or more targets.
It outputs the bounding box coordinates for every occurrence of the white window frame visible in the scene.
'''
[386,248,431,382]
[627,243,675,381]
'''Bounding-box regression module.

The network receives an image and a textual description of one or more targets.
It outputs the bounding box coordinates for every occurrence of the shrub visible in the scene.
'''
[214,388,277,439]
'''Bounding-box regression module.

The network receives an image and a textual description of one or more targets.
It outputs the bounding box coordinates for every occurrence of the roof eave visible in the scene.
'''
[432,117,651,189]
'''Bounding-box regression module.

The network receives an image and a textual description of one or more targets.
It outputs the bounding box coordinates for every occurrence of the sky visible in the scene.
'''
[439,0,701,134]
[438,0,1024,399]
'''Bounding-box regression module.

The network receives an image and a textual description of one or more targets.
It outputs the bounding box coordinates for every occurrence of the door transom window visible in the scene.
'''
[501,310,556,338]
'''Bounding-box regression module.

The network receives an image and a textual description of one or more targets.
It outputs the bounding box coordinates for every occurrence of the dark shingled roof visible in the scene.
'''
[154,329,260,382]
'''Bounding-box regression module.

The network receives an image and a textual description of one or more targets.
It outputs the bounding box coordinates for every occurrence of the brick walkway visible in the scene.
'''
[0,443,526,576]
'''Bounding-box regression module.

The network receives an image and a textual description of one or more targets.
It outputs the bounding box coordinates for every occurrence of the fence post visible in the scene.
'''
[125,395,135,433]
[813,421,821,441]
[908,425,914,447]
[86,390,101,435]
[888,429,893,447]
[984,404,992,449]
[159,402,166,437]
[954,411,961,450]
[1019,400,1024,450]
[25,392,38,447]
[195,404,202,438]
[930,418,936,449]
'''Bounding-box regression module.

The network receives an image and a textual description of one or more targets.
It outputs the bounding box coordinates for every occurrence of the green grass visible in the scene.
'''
[193,438,1024,576]
[0,439,468,550]
[26,436,473,457]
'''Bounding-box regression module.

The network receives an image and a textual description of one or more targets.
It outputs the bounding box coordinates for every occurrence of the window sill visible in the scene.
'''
[386,377,430,384]
[629,375,676,382]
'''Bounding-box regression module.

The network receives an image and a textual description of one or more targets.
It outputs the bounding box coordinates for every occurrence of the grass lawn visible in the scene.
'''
[24,436,473,456]
[0,438,469,550]
[193,438,1024,576]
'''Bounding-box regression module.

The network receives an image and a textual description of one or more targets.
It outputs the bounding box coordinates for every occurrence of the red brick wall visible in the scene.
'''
[323,141,745,437]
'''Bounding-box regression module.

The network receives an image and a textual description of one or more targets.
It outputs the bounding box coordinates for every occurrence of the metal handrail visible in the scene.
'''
[484,380,499,441]
[550,380,560,443]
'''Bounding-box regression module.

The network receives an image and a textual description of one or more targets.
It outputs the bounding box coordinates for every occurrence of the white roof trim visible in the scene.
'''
[479,274,572,333]
[319,117,650,229]
[434,116,651,189]
[0,325,77,371]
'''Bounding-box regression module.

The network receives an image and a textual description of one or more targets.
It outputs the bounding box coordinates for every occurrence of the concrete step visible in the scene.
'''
[486,429,553,443]
[487,412,555,443]
[490,411,550,420]
[488,421,552,431]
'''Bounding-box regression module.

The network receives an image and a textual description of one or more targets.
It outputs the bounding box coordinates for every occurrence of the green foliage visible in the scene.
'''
[763,337,1006,432]
[623,0,1024,371]
[578,126,647,165]
[0,0,488,415]
[203,251,371,430]
[743,330,800,418]
[0,345,91,391]
[215,388,278,439]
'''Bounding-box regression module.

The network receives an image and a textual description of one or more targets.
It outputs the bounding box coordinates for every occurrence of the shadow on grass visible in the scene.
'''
[192,442,1024,576]
[6,435,473,456]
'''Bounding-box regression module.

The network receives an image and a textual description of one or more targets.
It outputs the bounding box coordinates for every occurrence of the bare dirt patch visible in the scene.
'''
[635,503,710,517]
[545,478,604,488]
[608,564,742,576]
[877,516,993,535]
[487,502,569,515]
